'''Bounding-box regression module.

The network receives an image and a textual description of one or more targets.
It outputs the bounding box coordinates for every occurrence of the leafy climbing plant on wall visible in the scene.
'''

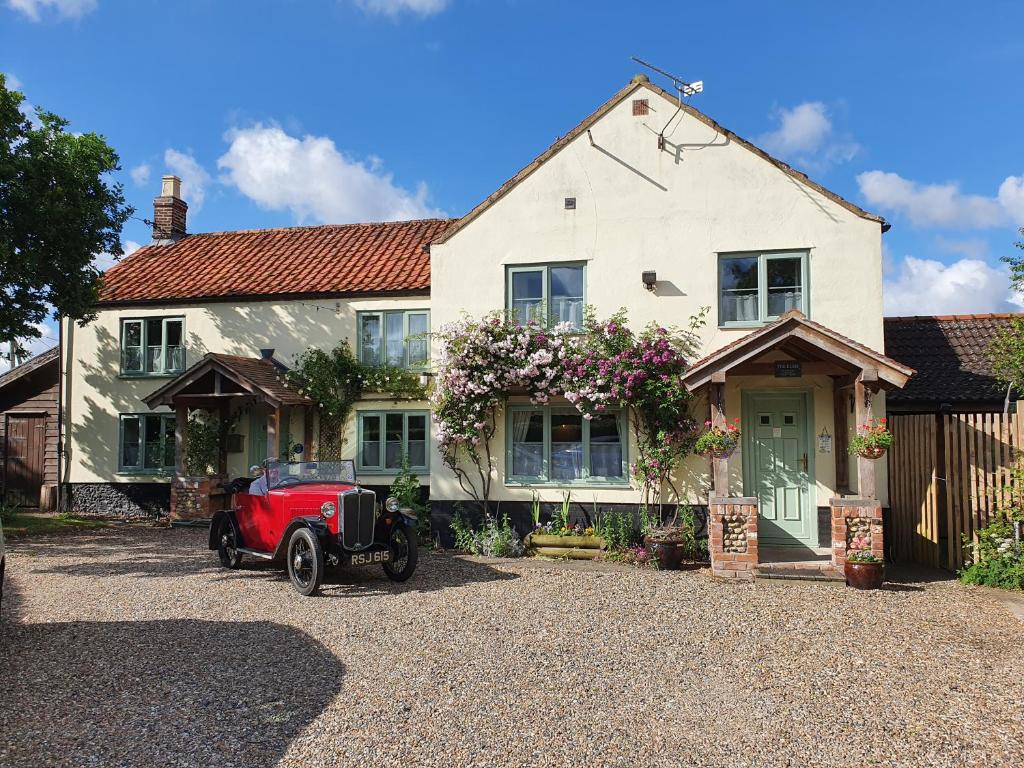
[285,340,427,459]
[431,307,708,512]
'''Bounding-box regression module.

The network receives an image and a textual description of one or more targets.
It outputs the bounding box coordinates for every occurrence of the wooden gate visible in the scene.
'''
[3,413,47,507]
[888,411,1021,571]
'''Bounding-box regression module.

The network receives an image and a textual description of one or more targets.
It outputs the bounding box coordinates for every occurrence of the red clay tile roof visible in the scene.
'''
[884,314,1023,404]
[684,311,913,389]
[143,353,312,408]
[99,218,454,306]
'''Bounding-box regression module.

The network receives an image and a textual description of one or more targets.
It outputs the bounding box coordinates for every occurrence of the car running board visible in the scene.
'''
[236,547,274,560]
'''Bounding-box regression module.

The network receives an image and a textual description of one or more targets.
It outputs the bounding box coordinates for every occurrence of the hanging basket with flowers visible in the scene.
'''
[694,418,742,458]
[848,417,893,460]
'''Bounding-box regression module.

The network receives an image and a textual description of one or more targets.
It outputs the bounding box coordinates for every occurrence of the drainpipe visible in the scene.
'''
[56,316,64,513]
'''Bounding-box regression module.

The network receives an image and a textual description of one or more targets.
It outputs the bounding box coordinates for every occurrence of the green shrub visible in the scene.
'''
[389,454,431,545]
[449,507,524,558]
[959,514,1024,591]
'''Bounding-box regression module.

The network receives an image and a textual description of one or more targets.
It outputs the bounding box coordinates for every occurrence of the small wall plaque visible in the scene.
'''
[775,360,802,378]
[818,428,832,454]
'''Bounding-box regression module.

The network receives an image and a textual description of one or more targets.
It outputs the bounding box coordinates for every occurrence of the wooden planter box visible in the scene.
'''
[525,533,607,560]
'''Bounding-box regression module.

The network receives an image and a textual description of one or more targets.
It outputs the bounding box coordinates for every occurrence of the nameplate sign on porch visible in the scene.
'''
[774,360,802,378]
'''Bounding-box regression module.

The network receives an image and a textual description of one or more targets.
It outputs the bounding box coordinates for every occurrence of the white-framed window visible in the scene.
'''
[718,251,808,326]
[119,413,176,472]
[357,411,429,473]
[120,317,185,375]
[506,406,627,484]
[506,262,585,328]
[357,310,430,369]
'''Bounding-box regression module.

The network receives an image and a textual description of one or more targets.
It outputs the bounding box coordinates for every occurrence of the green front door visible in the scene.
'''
[249,410,268,468]
[743,392,814,545]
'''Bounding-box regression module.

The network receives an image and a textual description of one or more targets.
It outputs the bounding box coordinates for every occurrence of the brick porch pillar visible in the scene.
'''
[171,476,212,522]
[708,497,758,581]
[830,498,883,568]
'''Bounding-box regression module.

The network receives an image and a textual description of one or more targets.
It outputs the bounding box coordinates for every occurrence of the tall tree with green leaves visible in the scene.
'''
[0,73,132,358]
[990,228,1024,411]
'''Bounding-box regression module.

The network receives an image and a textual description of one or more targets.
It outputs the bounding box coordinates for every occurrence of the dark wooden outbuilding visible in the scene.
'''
[0,348,60,509]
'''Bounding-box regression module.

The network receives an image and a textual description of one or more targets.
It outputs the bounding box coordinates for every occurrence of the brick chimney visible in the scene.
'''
[152,175,187,242]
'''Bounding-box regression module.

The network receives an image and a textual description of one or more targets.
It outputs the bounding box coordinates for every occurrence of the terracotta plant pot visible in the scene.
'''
[858,445,887,460]
[844,560,884,589]
[645,538,684,570]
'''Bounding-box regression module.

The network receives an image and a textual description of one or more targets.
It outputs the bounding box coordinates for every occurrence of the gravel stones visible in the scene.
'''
[1,527,1023,768]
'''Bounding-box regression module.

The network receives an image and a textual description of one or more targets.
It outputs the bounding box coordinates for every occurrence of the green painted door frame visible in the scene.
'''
[741,389,817,546]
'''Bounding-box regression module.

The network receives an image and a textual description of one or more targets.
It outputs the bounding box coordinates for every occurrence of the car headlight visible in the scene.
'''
[320,501,336,519]
[385,496,400,513]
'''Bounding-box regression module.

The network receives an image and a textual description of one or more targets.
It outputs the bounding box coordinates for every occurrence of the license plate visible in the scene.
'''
[349,550,390,566]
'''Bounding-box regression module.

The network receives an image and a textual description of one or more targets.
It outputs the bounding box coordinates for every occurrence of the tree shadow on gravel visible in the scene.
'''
[0,581,343,768]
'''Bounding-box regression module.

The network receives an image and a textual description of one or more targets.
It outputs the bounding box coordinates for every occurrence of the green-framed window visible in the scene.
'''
[119,413,176,473]
[120,317,185,375]
[357,411,429,473]
[718,251,808,326]
[357,310,430,369]
[506,262,585,328]
[506,405,627,485]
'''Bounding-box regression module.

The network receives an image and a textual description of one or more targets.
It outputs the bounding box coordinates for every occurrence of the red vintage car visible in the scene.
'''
[208,459,418,595]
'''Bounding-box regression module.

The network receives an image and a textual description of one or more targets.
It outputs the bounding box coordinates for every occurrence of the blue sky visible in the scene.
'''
[2,0,1023,360]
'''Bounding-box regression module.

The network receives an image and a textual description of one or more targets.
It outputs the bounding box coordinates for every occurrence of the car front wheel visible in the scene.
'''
[286,527,324,596]
[216,521,243,569]
[383,524,418,582]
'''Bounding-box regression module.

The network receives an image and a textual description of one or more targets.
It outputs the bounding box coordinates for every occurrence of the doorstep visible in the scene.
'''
[754,549,844,582]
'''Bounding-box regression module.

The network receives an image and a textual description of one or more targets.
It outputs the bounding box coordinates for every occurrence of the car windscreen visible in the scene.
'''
[265,460,356,488]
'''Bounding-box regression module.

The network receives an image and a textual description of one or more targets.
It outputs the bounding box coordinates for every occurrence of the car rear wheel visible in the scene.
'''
[287,527,324,596]
[383,524,418,582]
[216,521,243,569]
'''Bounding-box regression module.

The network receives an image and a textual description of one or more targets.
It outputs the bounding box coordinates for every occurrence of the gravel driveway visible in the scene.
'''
[1,527,1022,768]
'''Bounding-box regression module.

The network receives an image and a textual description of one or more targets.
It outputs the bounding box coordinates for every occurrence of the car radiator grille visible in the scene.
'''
[341,490,376,550]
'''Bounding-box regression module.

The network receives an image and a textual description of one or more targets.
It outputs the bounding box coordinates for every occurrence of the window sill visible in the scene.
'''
[115,470,175,478]
[358,468,429,476]
[118,372,185,380]
[505,479,632,490]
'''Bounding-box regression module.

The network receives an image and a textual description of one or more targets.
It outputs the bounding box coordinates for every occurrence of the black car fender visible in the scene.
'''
[271,517,332,561]
[375,510,417,542]
[208,510,242,551]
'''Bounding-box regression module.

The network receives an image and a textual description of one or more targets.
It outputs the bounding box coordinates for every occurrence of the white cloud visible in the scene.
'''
[0,322,57,374]
[353,0,450,16]
[217,123,442,223]
[756,101,860,170]
[3,72,22,90]
[129,163,151,187]
[6,0,97,21]
[857,170,1024,229]
[164,148,211,214]
[93,239,141,272]
[884,255,1022,316]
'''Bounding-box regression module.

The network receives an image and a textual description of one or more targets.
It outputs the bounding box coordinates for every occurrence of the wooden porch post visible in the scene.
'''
[267,406,280,462]
[174,403,188,476]
[304,406,315,461]
[855,369,878,498]
[217,402,229,476]
[832,379,851,493]
[710,374,729,496]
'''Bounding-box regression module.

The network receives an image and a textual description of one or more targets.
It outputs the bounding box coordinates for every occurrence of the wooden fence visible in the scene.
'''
[888,411,1022,571]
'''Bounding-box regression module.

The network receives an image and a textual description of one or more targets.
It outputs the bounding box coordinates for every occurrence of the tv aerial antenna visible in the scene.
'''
[631,57,704,150]
[632,57,703,99]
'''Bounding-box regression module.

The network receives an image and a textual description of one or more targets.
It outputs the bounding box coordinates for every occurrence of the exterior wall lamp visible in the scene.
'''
[642,271,657,292]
